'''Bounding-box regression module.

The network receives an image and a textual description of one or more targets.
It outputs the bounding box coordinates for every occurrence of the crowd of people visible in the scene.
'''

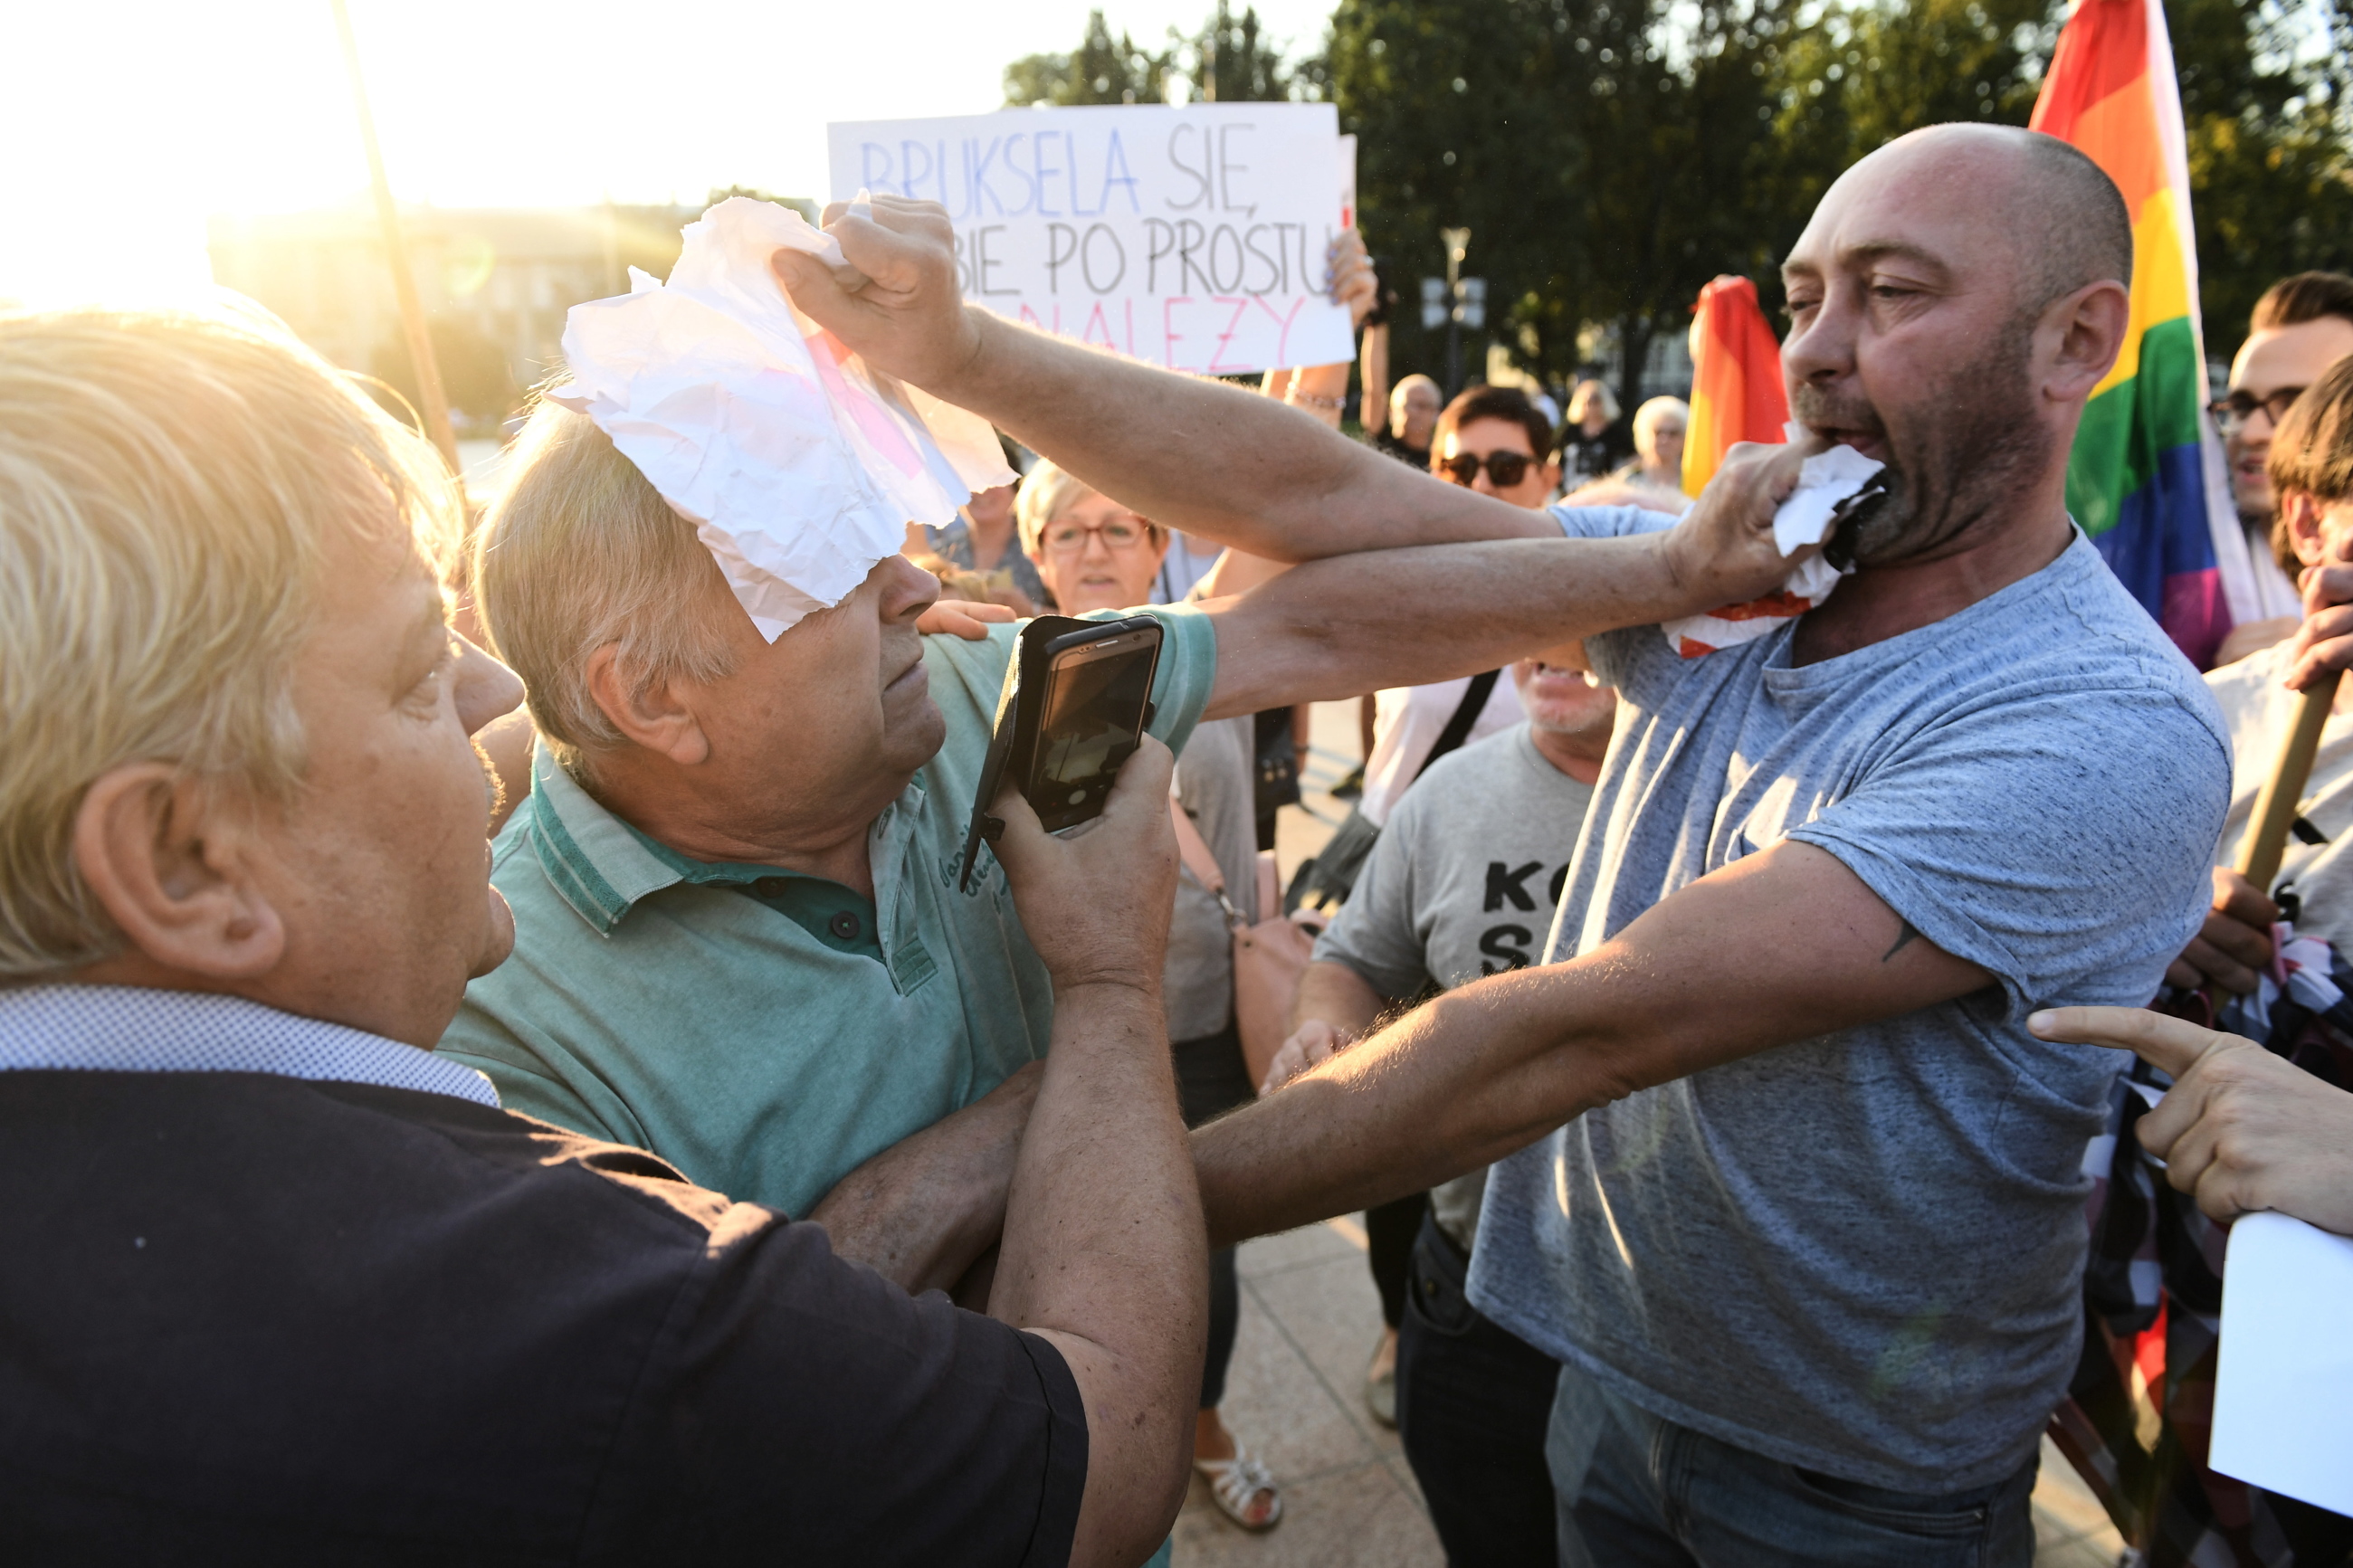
[5,117,2353,1568]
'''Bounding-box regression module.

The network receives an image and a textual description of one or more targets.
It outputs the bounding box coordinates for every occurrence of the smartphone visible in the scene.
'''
[1024,620,1164,832]
[957,614,1166,892]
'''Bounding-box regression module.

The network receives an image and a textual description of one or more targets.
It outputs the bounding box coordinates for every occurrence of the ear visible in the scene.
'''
[1542,457,1562,491]
[2284,489,2330,568]
[585,645,711,767]
[71,763,286,980]
[2043,280,2131,404]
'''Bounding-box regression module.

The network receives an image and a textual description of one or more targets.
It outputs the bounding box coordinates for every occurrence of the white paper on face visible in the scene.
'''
[1772,424,1885,556]
[2209,1212,2353,1516]
[552,196,1016,641]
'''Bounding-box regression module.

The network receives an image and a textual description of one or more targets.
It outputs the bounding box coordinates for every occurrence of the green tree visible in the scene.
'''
[1328,0,1597,388]
[2170,0,2353,357]
[1008,5,1317,107]
[1005,10,1175,105]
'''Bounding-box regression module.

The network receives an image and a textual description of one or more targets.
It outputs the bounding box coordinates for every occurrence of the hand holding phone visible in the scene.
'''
[960,615,1165,891]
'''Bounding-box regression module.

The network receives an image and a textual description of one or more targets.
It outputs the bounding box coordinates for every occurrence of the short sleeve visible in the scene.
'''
[1543,504,1678,690]
[1082,602,1218,758]
[1313,803,1437,1002]
[1786,685,2230,1016]
[599,1210,1088,1567]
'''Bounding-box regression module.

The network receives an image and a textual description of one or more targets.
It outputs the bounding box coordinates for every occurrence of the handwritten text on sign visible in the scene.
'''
[827,104,1353,375]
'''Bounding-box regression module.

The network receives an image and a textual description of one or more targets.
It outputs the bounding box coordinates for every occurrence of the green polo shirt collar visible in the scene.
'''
[520,746,929,983]
[521,748,676,936]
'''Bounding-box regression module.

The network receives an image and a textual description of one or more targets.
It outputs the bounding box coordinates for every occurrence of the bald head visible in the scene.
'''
[1871,124,2133,316]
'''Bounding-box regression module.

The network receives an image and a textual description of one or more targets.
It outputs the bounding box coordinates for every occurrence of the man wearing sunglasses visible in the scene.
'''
[2210,271,2353,664]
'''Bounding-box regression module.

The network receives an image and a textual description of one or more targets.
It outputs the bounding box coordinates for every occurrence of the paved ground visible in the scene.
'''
[1171,703,2129,1565]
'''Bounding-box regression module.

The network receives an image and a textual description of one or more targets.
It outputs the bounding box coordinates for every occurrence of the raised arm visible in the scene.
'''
[985,738,1205,1568]
[1190,840,1990,1247]
[772,195,1558,561]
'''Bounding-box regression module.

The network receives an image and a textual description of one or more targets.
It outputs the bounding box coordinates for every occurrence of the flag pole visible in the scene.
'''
[329,0,460,477]
[2234,672,2343,889]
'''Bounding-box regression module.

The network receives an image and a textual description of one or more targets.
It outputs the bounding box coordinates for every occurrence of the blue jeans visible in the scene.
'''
[1545,1359,2038,1568]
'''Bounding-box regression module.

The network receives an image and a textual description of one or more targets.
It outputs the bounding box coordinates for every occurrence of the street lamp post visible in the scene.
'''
[1422,227,1486,398]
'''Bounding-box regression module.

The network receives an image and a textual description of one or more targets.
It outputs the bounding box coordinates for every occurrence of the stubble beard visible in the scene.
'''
[1793,318,2054,568]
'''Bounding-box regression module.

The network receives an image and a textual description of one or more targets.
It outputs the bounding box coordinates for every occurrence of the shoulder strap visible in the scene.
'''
[1414,670,1501,784]
[1168,794,1250,928]
[1167,794,1225,895]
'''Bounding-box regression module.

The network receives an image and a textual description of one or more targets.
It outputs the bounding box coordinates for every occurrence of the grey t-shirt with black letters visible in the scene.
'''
[1313,723,1598,1250]
[1467,511,2230,1491]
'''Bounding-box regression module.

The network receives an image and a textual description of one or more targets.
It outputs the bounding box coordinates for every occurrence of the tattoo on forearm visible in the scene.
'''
[1881,920,1920,963]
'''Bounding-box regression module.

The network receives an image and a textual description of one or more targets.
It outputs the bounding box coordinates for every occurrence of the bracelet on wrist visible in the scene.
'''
[1289,392,1347,410]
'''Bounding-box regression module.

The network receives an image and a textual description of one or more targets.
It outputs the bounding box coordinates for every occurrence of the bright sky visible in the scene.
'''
[0,0,1334,305]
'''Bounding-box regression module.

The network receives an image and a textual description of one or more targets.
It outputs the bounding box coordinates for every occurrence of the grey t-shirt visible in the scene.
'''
[1467,509,2231,1491]
[1314,724,1598,1250]
[1165,715,1260,1042]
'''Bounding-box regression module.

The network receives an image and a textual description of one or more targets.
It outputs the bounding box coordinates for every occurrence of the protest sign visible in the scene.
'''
[827,103,1354,375]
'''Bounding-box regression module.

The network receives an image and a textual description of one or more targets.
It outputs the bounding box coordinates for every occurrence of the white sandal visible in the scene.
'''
[1196,1448,1283,1531]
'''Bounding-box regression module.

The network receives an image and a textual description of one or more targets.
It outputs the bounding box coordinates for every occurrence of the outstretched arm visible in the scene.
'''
[1192,840,1991,1247]
[774,195,1556,561]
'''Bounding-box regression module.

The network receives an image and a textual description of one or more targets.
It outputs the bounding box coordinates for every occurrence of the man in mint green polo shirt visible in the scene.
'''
[442,381,1788,1293]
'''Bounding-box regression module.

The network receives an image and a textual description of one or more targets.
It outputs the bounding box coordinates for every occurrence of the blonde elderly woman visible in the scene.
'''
[1556,378,1631,490]
[1616,396,1694,511]
[1018,460,1284,1533]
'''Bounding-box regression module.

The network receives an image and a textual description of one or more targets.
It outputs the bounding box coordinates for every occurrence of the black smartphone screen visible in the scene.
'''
[1027,627,1159,831]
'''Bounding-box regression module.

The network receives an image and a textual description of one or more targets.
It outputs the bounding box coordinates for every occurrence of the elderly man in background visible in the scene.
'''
[2210,271,2353,663]
[1555,378,1631,490]
[0,306,1212,1566]
[775,121,2229,1566]
[1376,372,1443,468]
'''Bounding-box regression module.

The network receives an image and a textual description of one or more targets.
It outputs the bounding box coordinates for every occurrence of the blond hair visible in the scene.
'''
[0,303,461,977]
[1567,379,1620,427]
[1014,459,1102,556]
[472,398,738,780]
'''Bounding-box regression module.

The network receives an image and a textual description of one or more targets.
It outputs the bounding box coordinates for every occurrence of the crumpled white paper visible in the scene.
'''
[1662,426,1885,657]
[550,196,1015,640]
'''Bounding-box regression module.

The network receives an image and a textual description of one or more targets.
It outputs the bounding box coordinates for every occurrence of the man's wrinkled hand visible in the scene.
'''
[2029,1006,2353,1235]
[2164,866,2278,996]
[771,194,984,396]
[1657,436,1818,612]
[991,737,1178,993]
[917,598,1017,640]
[1259,1016,1357,1095]
[805,1060,1043,1293]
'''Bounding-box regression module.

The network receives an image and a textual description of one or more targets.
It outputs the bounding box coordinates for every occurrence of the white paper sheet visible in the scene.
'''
[553,196,1015,641]
[2210,1210,2353,1515]
[826,104,1354,374]
[1659,428,1882,655]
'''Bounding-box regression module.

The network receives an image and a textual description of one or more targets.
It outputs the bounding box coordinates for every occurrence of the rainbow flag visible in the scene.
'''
[1683,276,1791,495]
[2031,0,2236,667]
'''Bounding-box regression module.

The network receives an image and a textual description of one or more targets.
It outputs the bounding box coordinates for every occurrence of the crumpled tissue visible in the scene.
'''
[551,196,1015,640]
[1661,427,1884,657]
